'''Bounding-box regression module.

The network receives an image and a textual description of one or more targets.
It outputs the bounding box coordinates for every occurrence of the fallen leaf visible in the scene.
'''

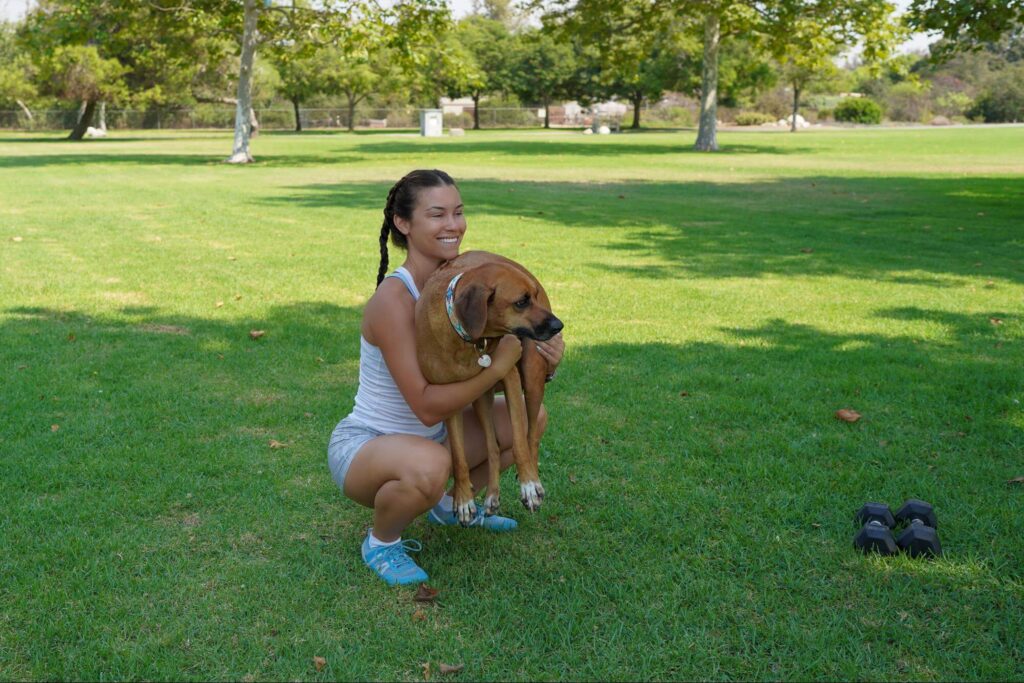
[313,656,326,672]
[1008,476,1024,485]
[617,194,626,199]
[234,294,242,300]
[228,256,237,261]
[412,609,427,622]
[835,409,861,423]
[422,662,431,681]
[568,473,577,484]
[67,333,76,342]
[249,329,265,340]
[269,439,287,449]
[679,390,690,397]
[215,301,224,308]
[800,247,814,253]
[11,236,23,242]
[18,365,27,370]
[811,523,821,528]
[990,318,1003,326]
[977,212,986,216]
[304,412,314,418]
[51,424,60,432]
[439,663,464,675]
[413,584,439,603]
[316,357,324,363]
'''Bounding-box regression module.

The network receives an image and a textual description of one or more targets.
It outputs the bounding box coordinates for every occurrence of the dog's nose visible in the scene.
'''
[547,316,563,335]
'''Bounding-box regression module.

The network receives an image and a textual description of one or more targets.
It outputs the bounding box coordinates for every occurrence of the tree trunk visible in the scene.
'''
[632,93,642,129]
[544,99,550,129]
[68,99,97,140]
[790,83,801,132]
[98,101,107,131]
[249,106,259,137]
[15,99,33,123]
[472,93,480,130]
[292,97,302,132]
[347,94,356,132]
[227,0,259,163]
[694,11,721,152]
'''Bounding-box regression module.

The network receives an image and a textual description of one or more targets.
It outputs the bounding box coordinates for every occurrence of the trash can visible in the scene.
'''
[420,109,443,137]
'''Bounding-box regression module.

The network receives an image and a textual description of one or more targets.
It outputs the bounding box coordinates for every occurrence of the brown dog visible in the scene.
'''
[415,250,562,524]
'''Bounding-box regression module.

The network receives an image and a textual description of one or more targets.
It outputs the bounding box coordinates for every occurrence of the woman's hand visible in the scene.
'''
[534,332,564,372]
[490,334,523,375]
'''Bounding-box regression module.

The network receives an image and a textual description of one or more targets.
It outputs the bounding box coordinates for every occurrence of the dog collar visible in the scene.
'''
[445,273,492,368]
[445,273,475,342]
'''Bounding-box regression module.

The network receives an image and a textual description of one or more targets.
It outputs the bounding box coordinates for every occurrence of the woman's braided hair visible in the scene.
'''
[377,169,457,288]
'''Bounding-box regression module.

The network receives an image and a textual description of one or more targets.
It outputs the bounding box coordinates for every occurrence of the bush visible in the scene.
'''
[833,97,883,124]
[885,82,931,122]
[816,107,833,121]
[734,111,776,126]
[967,70,1024,122]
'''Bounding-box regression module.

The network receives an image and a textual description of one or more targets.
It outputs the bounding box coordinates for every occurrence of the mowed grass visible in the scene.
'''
[1,126,1023,681]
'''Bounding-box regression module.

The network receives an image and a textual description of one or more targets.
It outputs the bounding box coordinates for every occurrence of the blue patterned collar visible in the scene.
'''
[445,273,474,342]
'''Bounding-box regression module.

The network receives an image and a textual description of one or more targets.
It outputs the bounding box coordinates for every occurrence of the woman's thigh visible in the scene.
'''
[342,434,451,508]
[457,396,550,471]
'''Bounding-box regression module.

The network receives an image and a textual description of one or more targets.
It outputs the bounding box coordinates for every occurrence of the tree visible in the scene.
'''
[506,29,579,129]
[38,45,126,139]
[907,0,1024,58]
[454,16,511,129]
[0,22,38,123]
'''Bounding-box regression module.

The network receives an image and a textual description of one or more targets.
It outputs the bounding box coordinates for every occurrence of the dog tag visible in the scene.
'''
[477,354,492,368]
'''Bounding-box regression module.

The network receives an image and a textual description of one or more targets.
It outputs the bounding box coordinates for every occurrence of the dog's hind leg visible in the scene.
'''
[446,411,477,526]
[472,390,503,515]
[501,366,543,511]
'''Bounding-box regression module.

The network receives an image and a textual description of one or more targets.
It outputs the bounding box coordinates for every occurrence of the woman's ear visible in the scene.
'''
[393,214,411,236]
[455,281,490,339]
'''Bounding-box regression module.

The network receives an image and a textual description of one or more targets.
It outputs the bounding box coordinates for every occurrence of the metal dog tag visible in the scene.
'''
[478,354,492,368]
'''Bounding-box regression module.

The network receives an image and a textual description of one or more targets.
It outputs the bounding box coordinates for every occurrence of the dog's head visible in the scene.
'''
[453,262,563,341]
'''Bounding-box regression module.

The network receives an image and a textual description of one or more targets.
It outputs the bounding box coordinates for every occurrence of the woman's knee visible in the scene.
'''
[407,445,451,499]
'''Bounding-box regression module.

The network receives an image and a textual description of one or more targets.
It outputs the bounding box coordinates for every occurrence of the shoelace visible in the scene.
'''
[379,539,423,570]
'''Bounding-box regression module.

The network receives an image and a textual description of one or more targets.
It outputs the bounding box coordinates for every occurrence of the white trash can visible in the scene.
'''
[420,109,443,137]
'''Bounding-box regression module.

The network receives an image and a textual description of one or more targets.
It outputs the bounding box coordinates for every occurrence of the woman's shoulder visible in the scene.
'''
[363,278,415,338]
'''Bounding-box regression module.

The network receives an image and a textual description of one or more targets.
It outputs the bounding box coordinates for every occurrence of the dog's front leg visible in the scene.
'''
[446,411,477,525]
[471,389,502,515]
[502,366,543,511]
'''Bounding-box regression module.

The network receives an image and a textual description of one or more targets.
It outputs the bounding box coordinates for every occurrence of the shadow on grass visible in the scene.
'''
[263,176,1024,284]
[0,152,365,168]
[349,138,812,157]
[2,301,1022,679]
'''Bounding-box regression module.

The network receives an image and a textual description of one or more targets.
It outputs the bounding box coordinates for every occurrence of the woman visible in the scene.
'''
[328,169,564,586]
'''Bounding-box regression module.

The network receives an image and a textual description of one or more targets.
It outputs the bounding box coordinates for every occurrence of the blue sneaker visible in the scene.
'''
[361,533,428,586]
[427,504,518,532]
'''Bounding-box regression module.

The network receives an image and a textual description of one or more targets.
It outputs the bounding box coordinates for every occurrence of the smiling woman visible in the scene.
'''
[326,168,565,587]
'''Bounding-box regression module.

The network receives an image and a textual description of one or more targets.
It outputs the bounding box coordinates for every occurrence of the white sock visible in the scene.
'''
[367,531,400,549]
[434,493,454,515]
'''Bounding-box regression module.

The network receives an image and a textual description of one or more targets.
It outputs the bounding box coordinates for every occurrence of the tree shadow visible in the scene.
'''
[0,152,364,168]
[264,175,1024,284]
[349,138,811,158]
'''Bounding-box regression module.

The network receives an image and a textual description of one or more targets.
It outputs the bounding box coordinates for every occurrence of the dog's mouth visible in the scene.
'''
[513,316,563,342]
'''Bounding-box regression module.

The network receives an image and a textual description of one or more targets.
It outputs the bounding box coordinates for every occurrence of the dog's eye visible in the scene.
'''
[514,295,530,309]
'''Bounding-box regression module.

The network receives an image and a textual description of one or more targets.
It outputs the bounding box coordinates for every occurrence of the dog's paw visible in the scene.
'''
[484,493,501,516]
[519,481,544,512]
[455,498,478,526]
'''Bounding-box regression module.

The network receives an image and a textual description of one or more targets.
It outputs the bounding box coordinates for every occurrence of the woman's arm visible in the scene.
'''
[366,287,522,426]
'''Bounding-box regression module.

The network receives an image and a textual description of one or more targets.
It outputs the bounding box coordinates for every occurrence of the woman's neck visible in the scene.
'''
[400,252,447,290]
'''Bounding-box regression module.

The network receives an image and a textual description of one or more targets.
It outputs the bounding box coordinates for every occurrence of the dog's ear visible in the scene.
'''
[455,281,490,339]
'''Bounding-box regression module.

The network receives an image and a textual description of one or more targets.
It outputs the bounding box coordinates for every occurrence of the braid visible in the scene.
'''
[376,182,402,288]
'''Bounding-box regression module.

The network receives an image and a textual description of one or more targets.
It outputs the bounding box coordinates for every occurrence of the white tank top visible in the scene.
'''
[347,267,444,438]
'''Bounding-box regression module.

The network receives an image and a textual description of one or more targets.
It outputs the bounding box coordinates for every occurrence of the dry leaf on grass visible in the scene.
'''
[990,318,1003,326]
[269,439,287,449]
[421,662,431,681]
[313,656,326,672]
[412,609,427,622]
[800,247,814,253]
[835,409,861,423]
[11,236,23,242]
[50,424,60,432]
[215,301,224,308]
[1008,476,1024,485]
[249,330,265,340]
[413,584,439,603]
[439,663,464,675]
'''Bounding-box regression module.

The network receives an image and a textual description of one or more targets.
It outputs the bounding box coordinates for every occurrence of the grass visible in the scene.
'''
[1,126,1023,681]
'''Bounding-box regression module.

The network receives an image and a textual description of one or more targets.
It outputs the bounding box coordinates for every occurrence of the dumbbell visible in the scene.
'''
[853,502,898,555]
[893,499,942,558]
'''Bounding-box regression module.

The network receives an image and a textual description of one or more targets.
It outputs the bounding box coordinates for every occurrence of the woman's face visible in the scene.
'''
[396,184,466,261]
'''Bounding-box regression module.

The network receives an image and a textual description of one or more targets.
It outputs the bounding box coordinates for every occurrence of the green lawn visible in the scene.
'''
[1,126,1023,681]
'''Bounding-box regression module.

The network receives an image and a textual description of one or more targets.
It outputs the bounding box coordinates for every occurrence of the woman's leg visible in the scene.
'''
[457,397,548,495]
[343,434,451,542]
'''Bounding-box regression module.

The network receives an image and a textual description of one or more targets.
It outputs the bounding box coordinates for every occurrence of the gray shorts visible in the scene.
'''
[327,416,447,493]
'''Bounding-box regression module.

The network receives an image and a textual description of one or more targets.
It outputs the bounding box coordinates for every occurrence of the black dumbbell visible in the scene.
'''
[893,499,942,558]
[853,502,898,555]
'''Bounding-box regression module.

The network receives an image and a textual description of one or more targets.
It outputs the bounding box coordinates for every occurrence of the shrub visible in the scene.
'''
[967,69,1024,122]
[885,82,931,122]
[734,111,776,126]
[833,97,883,124]
[816,107,833,121]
